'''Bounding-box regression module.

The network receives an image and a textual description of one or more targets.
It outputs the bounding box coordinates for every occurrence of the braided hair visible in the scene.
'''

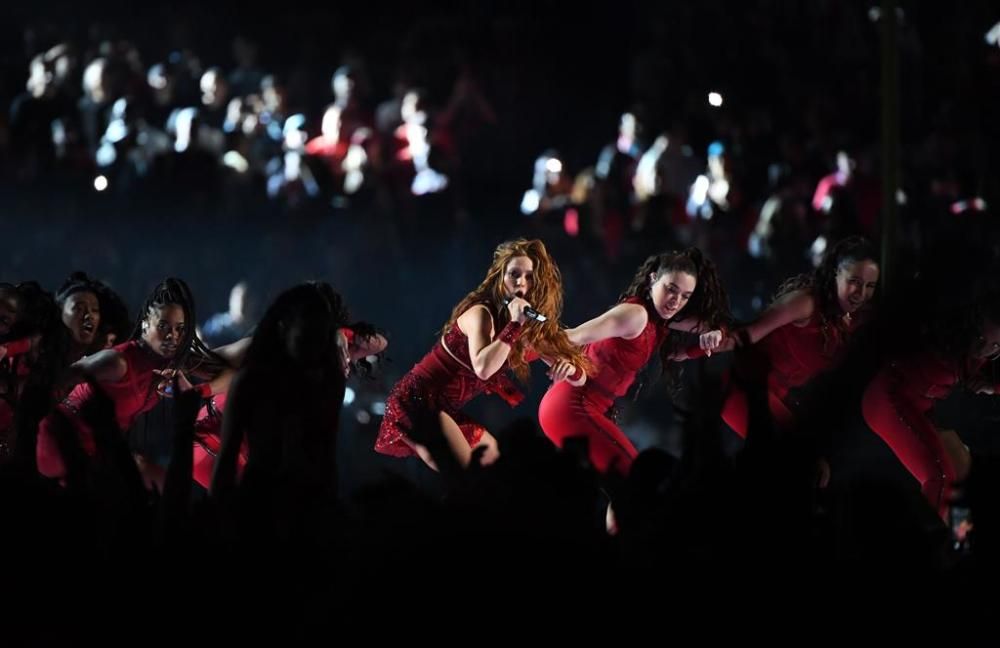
[133,277,226,376]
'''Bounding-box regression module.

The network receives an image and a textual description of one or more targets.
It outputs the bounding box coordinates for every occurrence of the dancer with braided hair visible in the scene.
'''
[36,277,233,487]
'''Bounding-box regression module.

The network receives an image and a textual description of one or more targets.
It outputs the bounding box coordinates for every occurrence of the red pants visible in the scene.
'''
[192,398,246,490]
[192,433,247,490]
[862,368,955,521]
[720,379,795,439]
[538,381,637,477]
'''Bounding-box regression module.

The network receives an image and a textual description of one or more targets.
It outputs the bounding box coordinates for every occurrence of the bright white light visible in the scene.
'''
[690,175,709,206]
[411,169,448,195]
[222,151,249,173]
[988,22,1000,46]
[94,175,108,191]
[520,189,541,215]
[343,386,356,406]
[708,92,723,107]
[810,236,828,268]
[96,144,117,167]
[545,158,563,174]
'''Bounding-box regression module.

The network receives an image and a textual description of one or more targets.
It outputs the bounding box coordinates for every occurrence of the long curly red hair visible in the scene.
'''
[443,238,591,381]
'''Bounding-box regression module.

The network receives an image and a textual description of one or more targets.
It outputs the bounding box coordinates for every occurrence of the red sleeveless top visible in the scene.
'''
[758,310,849,396]
[582,296,671,405]
[61,340,168,433]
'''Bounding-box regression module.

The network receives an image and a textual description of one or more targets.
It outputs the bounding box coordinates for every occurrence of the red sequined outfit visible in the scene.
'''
[375,311,524,458]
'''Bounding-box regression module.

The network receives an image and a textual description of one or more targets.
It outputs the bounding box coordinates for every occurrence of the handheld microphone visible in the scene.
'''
[502,296,548,322]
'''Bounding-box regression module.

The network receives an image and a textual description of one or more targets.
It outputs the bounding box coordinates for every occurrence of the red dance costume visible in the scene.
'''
[191,391,248,489]
[538,297,670,476]
[0,338,34,457]
[375,308,524,457]
[36,340,167,479]
[0,399,12,458]
[721,311,849,438]
[862,353,984,519]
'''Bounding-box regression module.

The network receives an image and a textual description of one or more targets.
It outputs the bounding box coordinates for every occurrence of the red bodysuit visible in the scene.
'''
[191,392,249,490]
[0,338,34,459]
[862,353,976,520]
[721,310,849,438]
[537,297,670,477]
[375,308,524,458]
[36,340,167,479]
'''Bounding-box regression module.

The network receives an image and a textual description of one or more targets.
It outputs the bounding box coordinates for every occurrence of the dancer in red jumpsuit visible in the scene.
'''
[538,248,730,477]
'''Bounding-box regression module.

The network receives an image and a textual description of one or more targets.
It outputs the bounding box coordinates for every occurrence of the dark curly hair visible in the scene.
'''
[620,247,732,394]
[242,282,383,377]
[773,235,878,352]
[56,271,131,353]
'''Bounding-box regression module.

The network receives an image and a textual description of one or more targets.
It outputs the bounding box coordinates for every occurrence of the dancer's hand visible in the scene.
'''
[154,368,193,397]
[698,329,724,356]
[547,359,574,382]
[335,328,352,377]
[548,359,584,385]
